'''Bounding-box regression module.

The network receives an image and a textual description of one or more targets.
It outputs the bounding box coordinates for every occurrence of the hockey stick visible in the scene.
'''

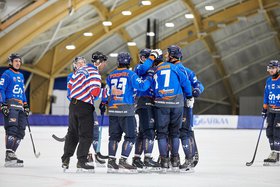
[189,107,199,167]
[52,134,66,142]
[96,114,109,159]
[246,117,266,166]
[27,118,40,158]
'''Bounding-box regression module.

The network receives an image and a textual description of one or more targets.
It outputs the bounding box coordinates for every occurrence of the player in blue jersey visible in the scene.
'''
[149,50,192,172]
[0,53,30,167]
[132,48,161,171]
[262,60,280,166]
[105,52,153,173]
[165,45,204,171]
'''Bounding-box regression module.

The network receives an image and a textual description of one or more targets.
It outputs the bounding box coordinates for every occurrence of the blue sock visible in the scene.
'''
[181,137,196,159]
[134,138,143,157]
[143,138,154,156]
[108,140,118,157]
[6,135,16,151]
[158,138,167,157]
[121,140,134,158]
[171,137,179,157]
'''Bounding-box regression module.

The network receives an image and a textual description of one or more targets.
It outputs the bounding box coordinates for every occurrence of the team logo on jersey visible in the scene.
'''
[272,84,275,89]
[17,77,21,82]
[9,118,17,123]
[13,77,16,82]
[159,89,174,95]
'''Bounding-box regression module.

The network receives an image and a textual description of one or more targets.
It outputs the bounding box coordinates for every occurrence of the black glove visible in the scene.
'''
[1,103,9,116]
[192,88,201,97]
[261,108,267,118]
[99,102,106,115]
[23,103,30,116]
[146,68,155,78]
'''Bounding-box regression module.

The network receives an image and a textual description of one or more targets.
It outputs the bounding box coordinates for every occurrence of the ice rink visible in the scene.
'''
[0,126,279,187]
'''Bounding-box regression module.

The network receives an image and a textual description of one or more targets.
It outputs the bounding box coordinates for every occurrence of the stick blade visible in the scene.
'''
[246,162,253,166]
[35,152,41,158]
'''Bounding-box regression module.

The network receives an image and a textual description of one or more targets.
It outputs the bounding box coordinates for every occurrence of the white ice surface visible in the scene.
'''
[0,127,279,187]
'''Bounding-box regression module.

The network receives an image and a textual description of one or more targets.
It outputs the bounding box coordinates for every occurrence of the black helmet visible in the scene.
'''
[167,45,183,60]
[91,51,108,63]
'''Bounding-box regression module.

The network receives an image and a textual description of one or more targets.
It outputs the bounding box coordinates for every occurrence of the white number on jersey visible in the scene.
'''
[111,78,127,94]
[154,69,171,89]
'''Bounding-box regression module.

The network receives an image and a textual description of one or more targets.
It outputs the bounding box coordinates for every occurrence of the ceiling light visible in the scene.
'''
[205,6,214,11]
[122,11,132,16]
[141,1,151,6]
[83,32,93,36]
[102,21,112,26]
[109,53,118,57]
[65,45,76,50]
[165,22,175,27]
[146,32,155,36]
[127,42,136,46]
[185,14,194,19]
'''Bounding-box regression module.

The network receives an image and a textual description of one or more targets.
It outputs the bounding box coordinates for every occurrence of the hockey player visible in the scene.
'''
[61,56,102,172]
[105,52,153,173]
[132,48,161,171]
[262,60,280,166]
[149,50,192,172]
[0,53,30,167]
[165,45,204,171]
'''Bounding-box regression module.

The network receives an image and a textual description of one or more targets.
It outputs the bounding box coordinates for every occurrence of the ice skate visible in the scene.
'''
[170,155,180,172]
[119,157,138,173]
[62,157,70,172]
[179,158,194,173]
[107,157,119,173]
[263,151,280,166]
[143,156,161,172]
[159,156,169,173]
[4,150,23,167]
[95,153,106,167]
[76,161,95,173]
[132,156,144,172]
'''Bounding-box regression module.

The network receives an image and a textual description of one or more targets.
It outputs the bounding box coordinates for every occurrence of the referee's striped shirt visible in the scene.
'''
[68,65,101,105]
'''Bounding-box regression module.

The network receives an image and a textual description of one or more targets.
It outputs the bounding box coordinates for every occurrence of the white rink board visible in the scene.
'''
[0,127,279,187]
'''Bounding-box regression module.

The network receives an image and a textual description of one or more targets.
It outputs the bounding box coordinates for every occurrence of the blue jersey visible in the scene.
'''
[263,75,280,112]
[134,57,154,108]
[175,62,204,98]
[151,62,192,108]
[0,68,27,104]
[106,68,151,116]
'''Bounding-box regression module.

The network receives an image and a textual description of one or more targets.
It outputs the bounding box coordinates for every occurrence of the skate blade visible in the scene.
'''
[143,166,162,173]
[168,167,180,173]
[263,162,280,166]
[107,168,119,173]
[76,168,95,173]
[180,167,195,173]
[4,160,23,167]
[95,162,106,167]
[118,168,138,174]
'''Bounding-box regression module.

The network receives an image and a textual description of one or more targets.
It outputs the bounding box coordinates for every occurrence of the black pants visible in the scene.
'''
[61,99,94,163]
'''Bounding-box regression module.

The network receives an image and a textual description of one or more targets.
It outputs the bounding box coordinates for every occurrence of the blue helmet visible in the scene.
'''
[118,52,131,65]
[167,45,183,60]
[267,60,279,68]
[8,53,22,65]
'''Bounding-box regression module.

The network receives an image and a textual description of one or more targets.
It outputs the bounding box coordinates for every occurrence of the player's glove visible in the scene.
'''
[1,103,9,116]
[150,49,163,59]
[99,102,107,115]
[23,103,30,116]
[146,68,155,78]
[192,88,201,97]
[186,97,194,108]
[261,108,267,118]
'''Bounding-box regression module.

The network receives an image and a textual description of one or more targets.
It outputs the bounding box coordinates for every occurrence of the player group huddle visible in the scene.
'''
[61,45,204,173]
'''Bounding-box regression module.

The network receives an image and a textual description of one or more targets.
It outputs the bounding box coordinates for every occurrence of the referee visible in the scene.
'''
[61,56,102,172]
